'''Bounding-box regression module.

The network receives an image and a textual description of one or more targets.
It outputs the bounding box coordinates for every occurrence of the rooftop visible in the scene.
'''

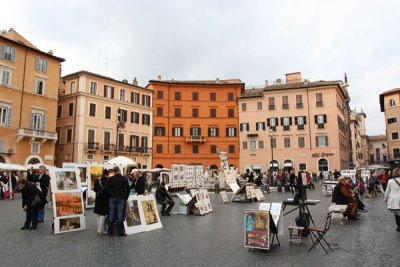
[148,77,244,86]
[368,135,387,141]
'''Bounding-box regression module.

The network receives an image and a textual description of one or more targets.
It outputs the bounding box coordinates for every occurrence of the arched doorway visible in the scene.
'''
[283,159,293,173]
[269,160,279,173]
[318,158,329,172]
[155,164,164,168]
[0,156,6,163]
[27,157,41,165]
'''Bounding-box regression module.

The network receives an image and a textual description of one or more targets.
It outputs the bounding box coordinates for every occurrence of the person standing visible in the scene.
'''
[379,169,389,192]
[289,171,296,194]
[17,178,45,230]
[384,168,400,232]
[107,166,130,236]
[155,182,175,216]
[94,169,110,235]
[131,169,146,195]
[34,166,51,223]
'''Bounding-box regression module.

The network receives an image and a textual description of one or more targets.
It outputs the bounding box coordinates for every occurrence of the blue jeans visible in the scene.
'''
[108,197,126,234]
[38,208,45,223]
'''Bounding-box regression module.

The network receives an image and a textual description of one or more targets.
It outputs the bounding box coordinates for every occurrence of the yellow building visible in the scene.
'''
[0,29,64,164]
[380,88,400,161]
[56,71,153,168]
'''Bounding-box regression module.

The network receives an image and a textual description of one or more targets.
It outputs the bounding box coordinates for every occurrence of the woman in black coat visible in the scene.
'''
[94,169,109,235]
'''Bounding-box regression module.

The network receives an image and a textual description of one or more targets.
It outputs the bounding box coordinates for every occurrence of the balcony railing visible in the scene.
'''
[115,146,153,154]
[84,143,100,151]
[101,144,116,152]
[185,135,206,143]
[17,128,58,143]
[0,146,15,155]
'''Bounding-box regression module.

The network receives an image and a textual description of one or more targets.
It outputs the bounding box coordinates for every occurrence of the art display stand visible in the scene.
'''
[231,184,255,203]
[176,192,193,215]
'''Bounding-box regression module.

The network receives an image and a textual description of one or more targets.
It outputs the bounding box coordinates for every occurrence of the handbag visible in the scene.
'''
[31,193,42,207]
[96,180,108,199]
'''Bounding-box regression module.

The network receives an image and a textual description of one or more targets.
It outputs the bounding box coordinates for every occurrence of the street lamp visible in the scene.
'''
[115,110,121,157]
[269,128,275,174]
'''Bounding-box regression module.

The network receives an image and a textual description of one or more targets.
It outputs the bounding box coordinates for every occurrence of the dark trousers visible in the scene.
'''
[25,206,38,227]
[395,215,400,229]
[159,199,175,214]
[108,197,126,235]
[38,208,45,222]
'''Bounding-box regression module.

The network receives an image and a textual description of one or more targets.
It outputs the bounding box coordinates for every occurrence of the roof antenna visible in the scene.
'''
[344,73,348,84]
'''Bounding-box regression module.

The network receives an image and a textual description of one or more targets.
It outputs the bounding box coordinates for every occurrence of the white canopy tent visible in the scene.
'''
[107,156,137,167]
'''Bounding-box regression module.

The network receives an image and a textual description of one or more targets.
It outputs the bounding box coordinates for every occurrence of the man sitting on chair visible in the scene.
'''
[155,182,175,216]
[332,176,358,220]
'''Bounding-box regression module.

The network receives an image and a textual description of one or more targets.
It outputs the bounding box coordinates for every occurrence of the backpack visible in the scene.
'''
[295,212,310,236]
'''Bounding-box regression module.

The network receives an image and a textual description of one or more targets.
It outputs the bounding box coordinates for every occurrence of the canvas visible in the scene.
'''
[53,192,84,217]
[123,195,146,235]
[137,194,162,231]
[244,210,270,250]
[54,214,85,234]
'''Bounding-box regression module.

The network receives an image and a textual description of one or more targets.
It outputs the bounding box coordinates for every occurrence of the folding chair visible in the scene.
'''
[308,211,334,254]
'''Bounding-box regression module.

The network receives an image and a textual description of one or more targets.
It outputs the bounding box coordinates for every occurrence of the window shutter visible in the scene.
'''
[316,136,319,147]
[29,113,34,129]
[44,59,48,73]
[6,108,12,126]
[295,117,298,125]
[11,47,16,62]
[280,117,284,126]
[35,57,39,70]
[111,87,114,99]
[304,116,307,125]
[325,136,329,146]
[0,44,5,58]
[226,128,229,137]
[324,115,327,123]
[256,123,259,131]
[240,124,243,131]
[104,86,107,97]
[41,114,46,130]
[289,117,293,125]
[124,110,127,122]
[314,115,318,124]
[275,118,279,126]
[267,118,270,127]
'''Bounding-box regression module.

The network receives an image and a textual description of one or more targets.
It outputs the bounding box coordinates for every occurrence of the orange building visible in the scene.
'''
[0,29,64,164]
[380,88,400,161]
[56,71,153,168]
[147,77,245,170]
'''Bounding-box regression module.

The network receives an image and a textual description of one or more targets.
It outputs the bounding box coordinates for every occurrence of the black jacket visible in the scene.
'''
[254,175,263,187]
[34,173,51,197]
[21,183,45,209]
[107,173,130,200]
[94,176,109,215]
[134,176,146,195]
[332,183,348,205]
[155,187,172,202]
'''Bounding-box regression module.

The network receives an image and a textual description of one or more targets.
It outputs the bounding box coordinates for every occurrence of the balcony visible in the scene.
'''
[116,146,153,154]
[17,128,58,144]
[316,101,324,107]
[185,135,206,143]
[282,104,289,109]
[296,103,303,108]
[268,105,275,110]
[84,143,100,152]
[0,146,15,155]
[101,144,116,152]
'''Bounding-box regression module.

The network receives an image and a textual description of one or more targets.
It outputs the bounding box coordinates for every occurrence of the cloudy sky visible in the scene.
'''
[1,0,400,135]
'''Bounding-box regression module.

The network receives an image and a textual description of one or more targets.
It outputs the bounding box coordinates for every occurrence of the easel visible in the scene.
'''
[247,213,280,253]
[232,184,254,203]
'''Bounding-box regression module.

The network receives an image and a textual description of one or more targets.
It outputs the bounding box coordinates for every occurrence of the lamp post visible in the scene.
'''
[269,128,275,174]
[115,110,121,157]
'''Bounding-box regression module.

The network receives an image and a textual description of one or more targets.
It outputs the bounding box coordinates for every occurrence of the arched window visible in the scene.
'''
[318,158,329,172]
[389,99,396,107]
[27,157,40,165]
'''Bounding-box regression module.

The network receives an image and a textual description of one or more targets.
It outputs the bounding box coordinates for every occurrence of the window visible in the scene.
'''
[316,93,323,106]
[257,102,262,110]
[142,136,149,150]
[389,99,396,107]
[228,92,234,101]
[388,117,398,124]
[393,148,400,158]
[174,145,181,154]
[104,85,114,99]
[256,122,265,131]
[35,57,48,73]
[87,154,94,160]
[282,117,292,131]
[208,127,219,137]
[68,102,74,116]
[250,141,256,151]
[229,145,235,153]
[31,143,40,154]
[142,95,151,107]
[226,127,237,137]
[243,141,248,149]
[228,108,234,118]
[0,44,16,61]
[242,103,247,111]
[87,129,95,148]
[66,128,73,143]
[315,114,327,128]
[157,91,163,99]
[174,108,181,117]
[105,106,111,120]
[282,96,289,109]
[296,95,303,108]
[299,163,307,171]
[268,117,278,130]
[211,145,217,153]
[131,92,140,104]
[172,127,183,137]
[190,127,201,136]
[0,67,12,86]
[35,78,45,95]
[259,140,264,149]
[118,109,127,122]
[89,103,96,117]
[120,89,126,101]
[193,145,199,154]
[131,112,139,123]
[210,108,216,118]
[284,137,291,148]
[240,123,249,132]
[269,97,275,110]
[156,107,163,116]
[90,82,97,95]
[192,92,198,101]
[29,112,46,130]
[129,135,139,151]
[192,108,199,118]
[70,81,76,94]
[156,144,163,153]
[175,92,181,100]
[154,126,165,136]
[295,116,306,130]
[142,114,150,125]
[316,136,329,147]
[0,106,12,126]
[270,137,276,149]
[103,131,111,150]
[298,136,305,148]
[57,105,62,119]
[392,132,399,140]
[210,92,216,101]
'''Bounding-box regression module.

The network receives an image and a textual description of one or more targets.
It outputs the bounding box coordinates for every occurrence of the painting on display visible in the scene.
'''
[246,185,255,199]
[254,189,264,201]
[244,210,270,250]
[54,215,85,234]
[79,167,87,184]
[53,192,84,217]
[228,183,241,194]
[194,189,212,215]
[123,195,146,235]
[54,171,78,191]
[86,166,103,208]
[220,191,230,204]
[137,194,162,231]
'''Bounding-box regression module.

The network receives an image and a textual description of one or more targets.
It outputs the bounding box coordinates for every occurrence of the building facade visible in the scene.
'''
[380,88,400,160]
[367,135,388,165]
[147,77,245,170]
[349,109,367,169]
[0,29,64,165]
[56,71,153,168]
[239,72,351,174]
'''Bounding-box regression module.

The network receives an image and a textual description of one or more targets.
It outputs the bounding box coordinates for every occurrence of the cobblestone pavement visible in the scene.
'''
[1,184,399,267]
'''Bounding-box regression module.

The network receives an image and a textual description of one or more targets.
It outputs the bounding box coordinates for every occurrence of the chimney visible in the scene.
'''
[285,72,301,84]
[265,80,268,87]
[276,78,282,85]
[48,50,53,55]
[133,77,138,86]
[157,75,162,80]
[8,28,14,32]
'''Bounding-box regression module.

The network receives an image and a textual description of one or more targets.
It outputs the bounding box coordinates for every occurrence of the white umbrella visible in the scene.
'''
[25,163,58,170]
[107,156,137,167]
[0,163,27,171]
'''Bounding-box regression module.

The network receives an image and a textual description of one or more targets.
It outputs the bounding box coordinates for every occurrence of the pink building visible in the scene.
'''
[367,135,388,165]
[349,110,367,169]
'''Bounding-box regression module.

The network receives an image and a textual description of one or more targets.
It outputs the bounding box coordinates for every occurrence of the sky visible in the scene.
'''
[1,0,400,136]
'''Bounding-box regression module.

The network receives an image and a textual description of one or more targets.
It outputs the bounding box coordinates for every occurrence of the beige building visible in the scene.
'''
[349,109,367,169]
[0,29,64,164]
[380,88,400,160]
[56,71,153,168]
[367,135,388,165]
[238,72,351,174]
